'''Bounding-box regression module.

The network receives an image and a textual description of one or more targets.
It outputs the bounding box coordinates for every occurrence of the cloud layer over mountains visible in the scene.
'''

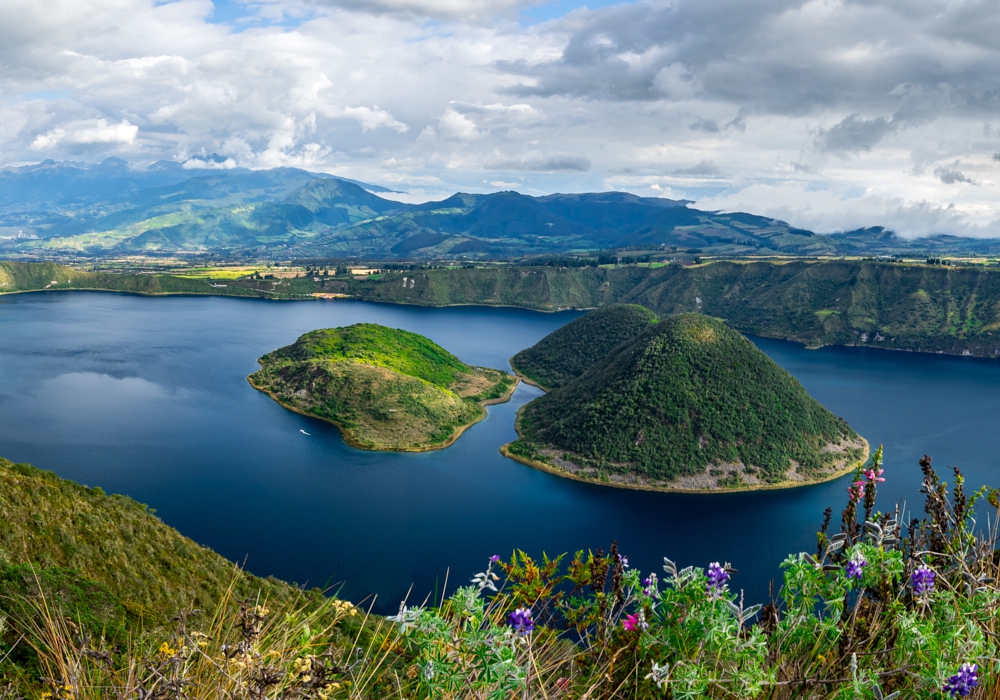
[2,0,1000,236]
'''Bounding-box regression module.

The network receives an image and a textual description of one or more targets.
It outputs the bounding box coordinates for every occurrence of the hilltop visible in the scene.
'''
[511,304,659,389]
[249,324,516,451]
[506,314,866,491]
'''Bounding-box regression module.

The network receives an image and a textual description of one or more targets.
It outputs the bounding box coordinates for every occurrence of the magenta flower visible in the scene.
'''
[865,468,885,483]
[622,612,648,631]
[847,481,865,500]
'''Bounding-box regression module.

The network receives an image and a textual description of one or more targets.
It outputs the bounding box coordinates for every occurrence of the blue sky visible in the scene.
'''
[205,0,629,28]
[3,0,1000,236]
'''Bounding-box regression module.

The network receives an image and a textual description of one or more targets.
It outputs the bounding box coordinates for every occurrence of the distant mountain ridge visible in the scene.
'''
[4,157,1000,259]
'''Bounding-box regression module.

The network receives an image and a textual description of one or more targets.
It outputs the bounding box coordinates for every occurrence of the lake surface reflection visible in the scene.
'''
[2,292,1000,611]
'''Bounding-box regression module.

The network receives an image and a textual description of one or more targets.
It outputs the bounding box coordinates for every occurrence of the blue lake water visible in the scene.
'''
[2,291,1000,612]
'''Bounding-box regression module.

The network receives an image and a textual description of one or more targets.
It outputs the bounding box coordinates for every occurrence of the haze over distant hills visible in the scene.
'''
[4,158,1000,261]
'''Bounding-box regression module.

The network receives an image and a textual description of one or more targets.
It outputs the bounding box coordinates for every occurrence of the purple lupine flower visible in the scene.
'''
[845,550,867,581]
[706,562,729,598]
[643,573,658,597]
[911,564,936,596]
[618,553,629,569]
[489,554,500,563]
[944,663,978,698]
[508,607,534,636]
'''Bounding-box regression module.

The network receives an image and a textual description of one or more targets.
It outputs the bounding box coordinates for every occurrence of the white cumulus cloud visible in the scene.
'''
[2,0,1000,235]
[342,106,409,132]
[31,118,137,149]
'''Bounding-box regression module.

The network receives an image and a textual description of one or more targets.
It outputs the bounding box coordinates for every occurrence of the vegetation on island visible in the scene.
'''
[510,304,659,389]
[3,449,1000,699]
[248,324,517,451]
[508,314,866,490]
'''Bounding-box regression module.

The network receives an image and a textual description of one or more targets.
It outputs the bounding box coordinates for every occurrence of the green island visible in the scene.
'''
[248,323,517,451]
[510,303,659,389]
[506,313,868,492]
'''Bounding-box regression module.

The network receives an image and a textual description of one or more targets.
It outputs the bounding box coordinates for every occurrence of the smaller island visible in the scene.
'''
[505,312,868,492]
[249,324,517,451]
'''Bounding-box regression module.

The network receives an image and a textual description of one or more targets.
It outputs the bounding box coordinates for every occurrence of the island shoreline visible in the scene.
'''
[247,370,519,453]
[499,438,870,494]
[503,349,871,493]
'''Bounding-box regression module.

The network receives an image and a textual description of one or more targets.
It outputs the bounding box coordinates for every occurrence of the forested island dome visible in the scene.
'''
[510,304,659,389]
[249,323,516,451]
[507,313,867,491]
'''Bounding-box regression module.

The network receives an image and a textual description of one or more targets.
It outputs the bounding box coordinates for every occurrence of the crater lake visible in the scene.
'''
[2,291,999,610]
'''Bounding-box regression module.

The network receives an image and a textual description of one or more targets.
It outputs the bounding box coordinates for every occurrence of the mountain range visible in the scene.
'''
[4,157,1000,260]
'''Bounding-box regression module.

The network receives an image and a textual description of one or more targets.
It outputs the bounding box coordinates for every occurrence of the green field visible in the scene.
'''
[171,266,265,279]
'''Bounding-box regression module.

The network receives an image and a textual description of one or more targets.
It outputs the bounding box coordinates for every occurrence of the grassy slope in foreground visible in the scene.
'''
[249,324,517,451]
[506,314,867,492]
[0,457,316,624]
[510,304,659,390]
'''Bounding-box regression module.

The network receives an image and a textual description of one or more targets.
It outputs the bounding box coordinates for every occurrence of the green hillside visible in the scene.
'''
[14,258,1000,359]
[508,314,866,491]
[0,457,314,622]
[510,304,659,389]
[347,260,1000,357]
[249,324,516,450]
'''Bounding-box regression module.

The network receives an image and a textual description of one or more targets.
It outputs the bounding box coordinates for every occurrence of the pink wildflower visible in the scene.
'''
[865,468,885,483]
